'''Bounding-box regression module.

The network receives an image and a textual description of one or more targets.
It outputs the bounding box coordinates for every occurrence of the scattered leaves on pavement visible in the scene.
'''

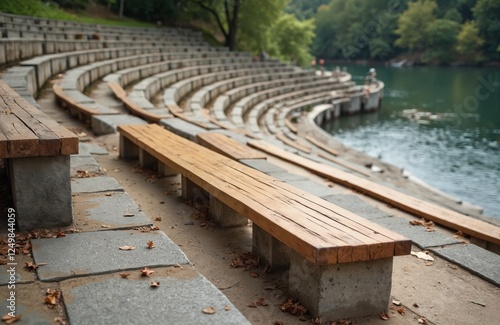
[279,298,307,316]
[147,240,155,249]
[55,230,66,238]
[248,298,268,308]
[150,281,160,288]
[379,311,389,320]
[397,307,405,315]
[1,314,22,324]
[230,252,260,270]
[202,307,216,314]
[155,216,162,221]
[24,261,47,271]
[141,268,154,277]
[409,218,435,231]
[44,289,61,307]
[119,246,136,251]
[119,272,130,279]
[417,316,428,324]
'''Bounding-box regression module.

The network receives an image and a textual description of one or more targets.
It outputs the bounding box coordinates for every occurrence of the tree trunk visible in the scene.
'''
[225,0,240,51]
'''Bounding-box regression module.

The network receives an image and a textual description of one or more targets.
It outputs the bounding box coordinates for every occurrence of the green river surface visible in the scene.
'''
[322,65,500,219]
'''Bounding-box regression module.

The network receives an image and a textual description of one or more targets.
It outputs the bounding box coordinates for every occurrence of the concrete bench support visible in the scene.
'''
[288,251,393,320]
[139,148,156,169]
[252,224,290,269]
[119,135,139,159]
[158,161,177,176]
[209,194,248,227]
[7,156,72,230]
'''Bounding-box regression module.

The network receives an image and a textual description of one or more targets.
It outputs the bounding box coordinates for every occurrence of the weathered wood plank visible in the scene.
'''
[0,81,79,157]
[248,139,500,248]
[0,114,40,157]
[119,124,411,264]
[196,132,266,160]
[276,132,312,154]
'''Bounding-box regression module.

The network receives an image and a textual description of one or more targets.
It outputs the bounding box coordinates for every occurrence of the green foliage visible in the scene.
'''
[285,0,330,20]
[455,21,485,62]
[267,14,315,65]
[473,0,500,59]
[0,0,153,26]
[443,8,462,22]
[395,0,437,52]
[423,18,460,62]
[121,0,179,23]
[313,0,405,61]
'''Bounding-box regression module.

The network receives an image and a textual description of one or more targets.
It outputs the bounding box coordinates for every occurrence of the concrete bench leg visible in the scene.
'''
[288,251,393,320]
[209,194,247,227]
[119,135,138,159]
[7,156,72,231]
[139,148,156,169]
[252,223,289,269]
[158,162,177,176]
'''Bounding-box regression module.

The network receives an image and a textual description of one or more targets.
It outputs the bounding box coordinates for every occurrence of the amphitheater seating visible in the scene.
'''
[0,80,78,230]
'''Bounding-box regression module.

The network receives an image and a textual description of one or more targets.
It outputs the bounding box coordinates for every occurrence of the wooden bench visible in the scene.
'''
[118,123,411,320]
[0,81,78,230]
[248,139,500,249]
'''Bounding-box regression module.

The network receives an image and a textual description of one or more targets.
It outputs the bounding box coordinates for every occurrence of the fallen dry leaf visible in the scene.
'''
[224,305,230,311]
[255,298,268,306]
[24,262,39,271]
[397,307,405,315]
[280,298,307,316]
[1,314,22,324]
[202,307,216,315]
[411,251,434,261]
[101,224,111,228]
[54,317,66,325]
[44,289,61,307]
[150,225,160,231]
[119,245,136,251]
[150,281,160,288]
[413,303,419,308]
[249,272,260,278]
[379,311,389,320]
[141,268,154,277]
[417,316,428,324]
[119,272,130,279]
[230,252,260,270]
[123,213,135,217]
[155,216,162,221]
[55,230,66,238]
[147,240,155,249]
[105,193,113,197]
[392,299,401,306]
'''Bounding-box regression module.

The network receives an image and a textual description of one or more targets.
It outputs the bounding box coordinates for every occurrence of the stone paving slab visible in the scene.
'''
[70,155,101,176]
[322,194,392,220]
[78,142,109,156]
[239,159,288,174]
[92,114,147,135]
[286,179,340,198]
[430,244,500,286]
[159,117,207,142]
[266,171,309,182]
[376,216,463,249]
[72,192,151,231]
[71,176,124,194]
[1,283,66,325]
[60,267,250,325]
[32,230,189,281]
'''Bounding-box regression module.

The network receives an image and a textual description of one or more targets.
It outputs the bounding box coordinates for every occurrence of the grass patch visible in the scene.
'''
[0,0,153,27]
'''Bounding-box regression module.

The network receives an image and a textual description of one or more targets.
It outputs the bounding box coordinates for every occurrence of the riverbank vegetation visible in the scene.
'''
[1,0,498,66]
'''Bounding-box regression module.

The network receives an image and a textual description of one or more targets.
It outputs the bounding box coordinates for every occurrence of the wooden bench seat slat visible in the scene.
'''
[0,81,78,158]
[0,114,40,157]
[119,124,411,264]
[249,139,500,246]
[196,132,266,160]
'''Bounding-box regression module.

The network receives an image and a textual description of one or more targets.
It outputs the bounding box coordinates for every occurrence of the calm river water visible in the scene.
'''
[322,65,500,219]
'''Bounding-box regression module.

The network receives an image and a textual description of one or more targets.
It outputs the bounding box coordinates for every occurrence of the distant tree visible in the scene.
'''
[395,0,437,53]
[423,18,460,62]
[443,8,462,22]
[285,0,330,20]
[473,0,500,59]
[455,21,485,62]
[267,13,315,65]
